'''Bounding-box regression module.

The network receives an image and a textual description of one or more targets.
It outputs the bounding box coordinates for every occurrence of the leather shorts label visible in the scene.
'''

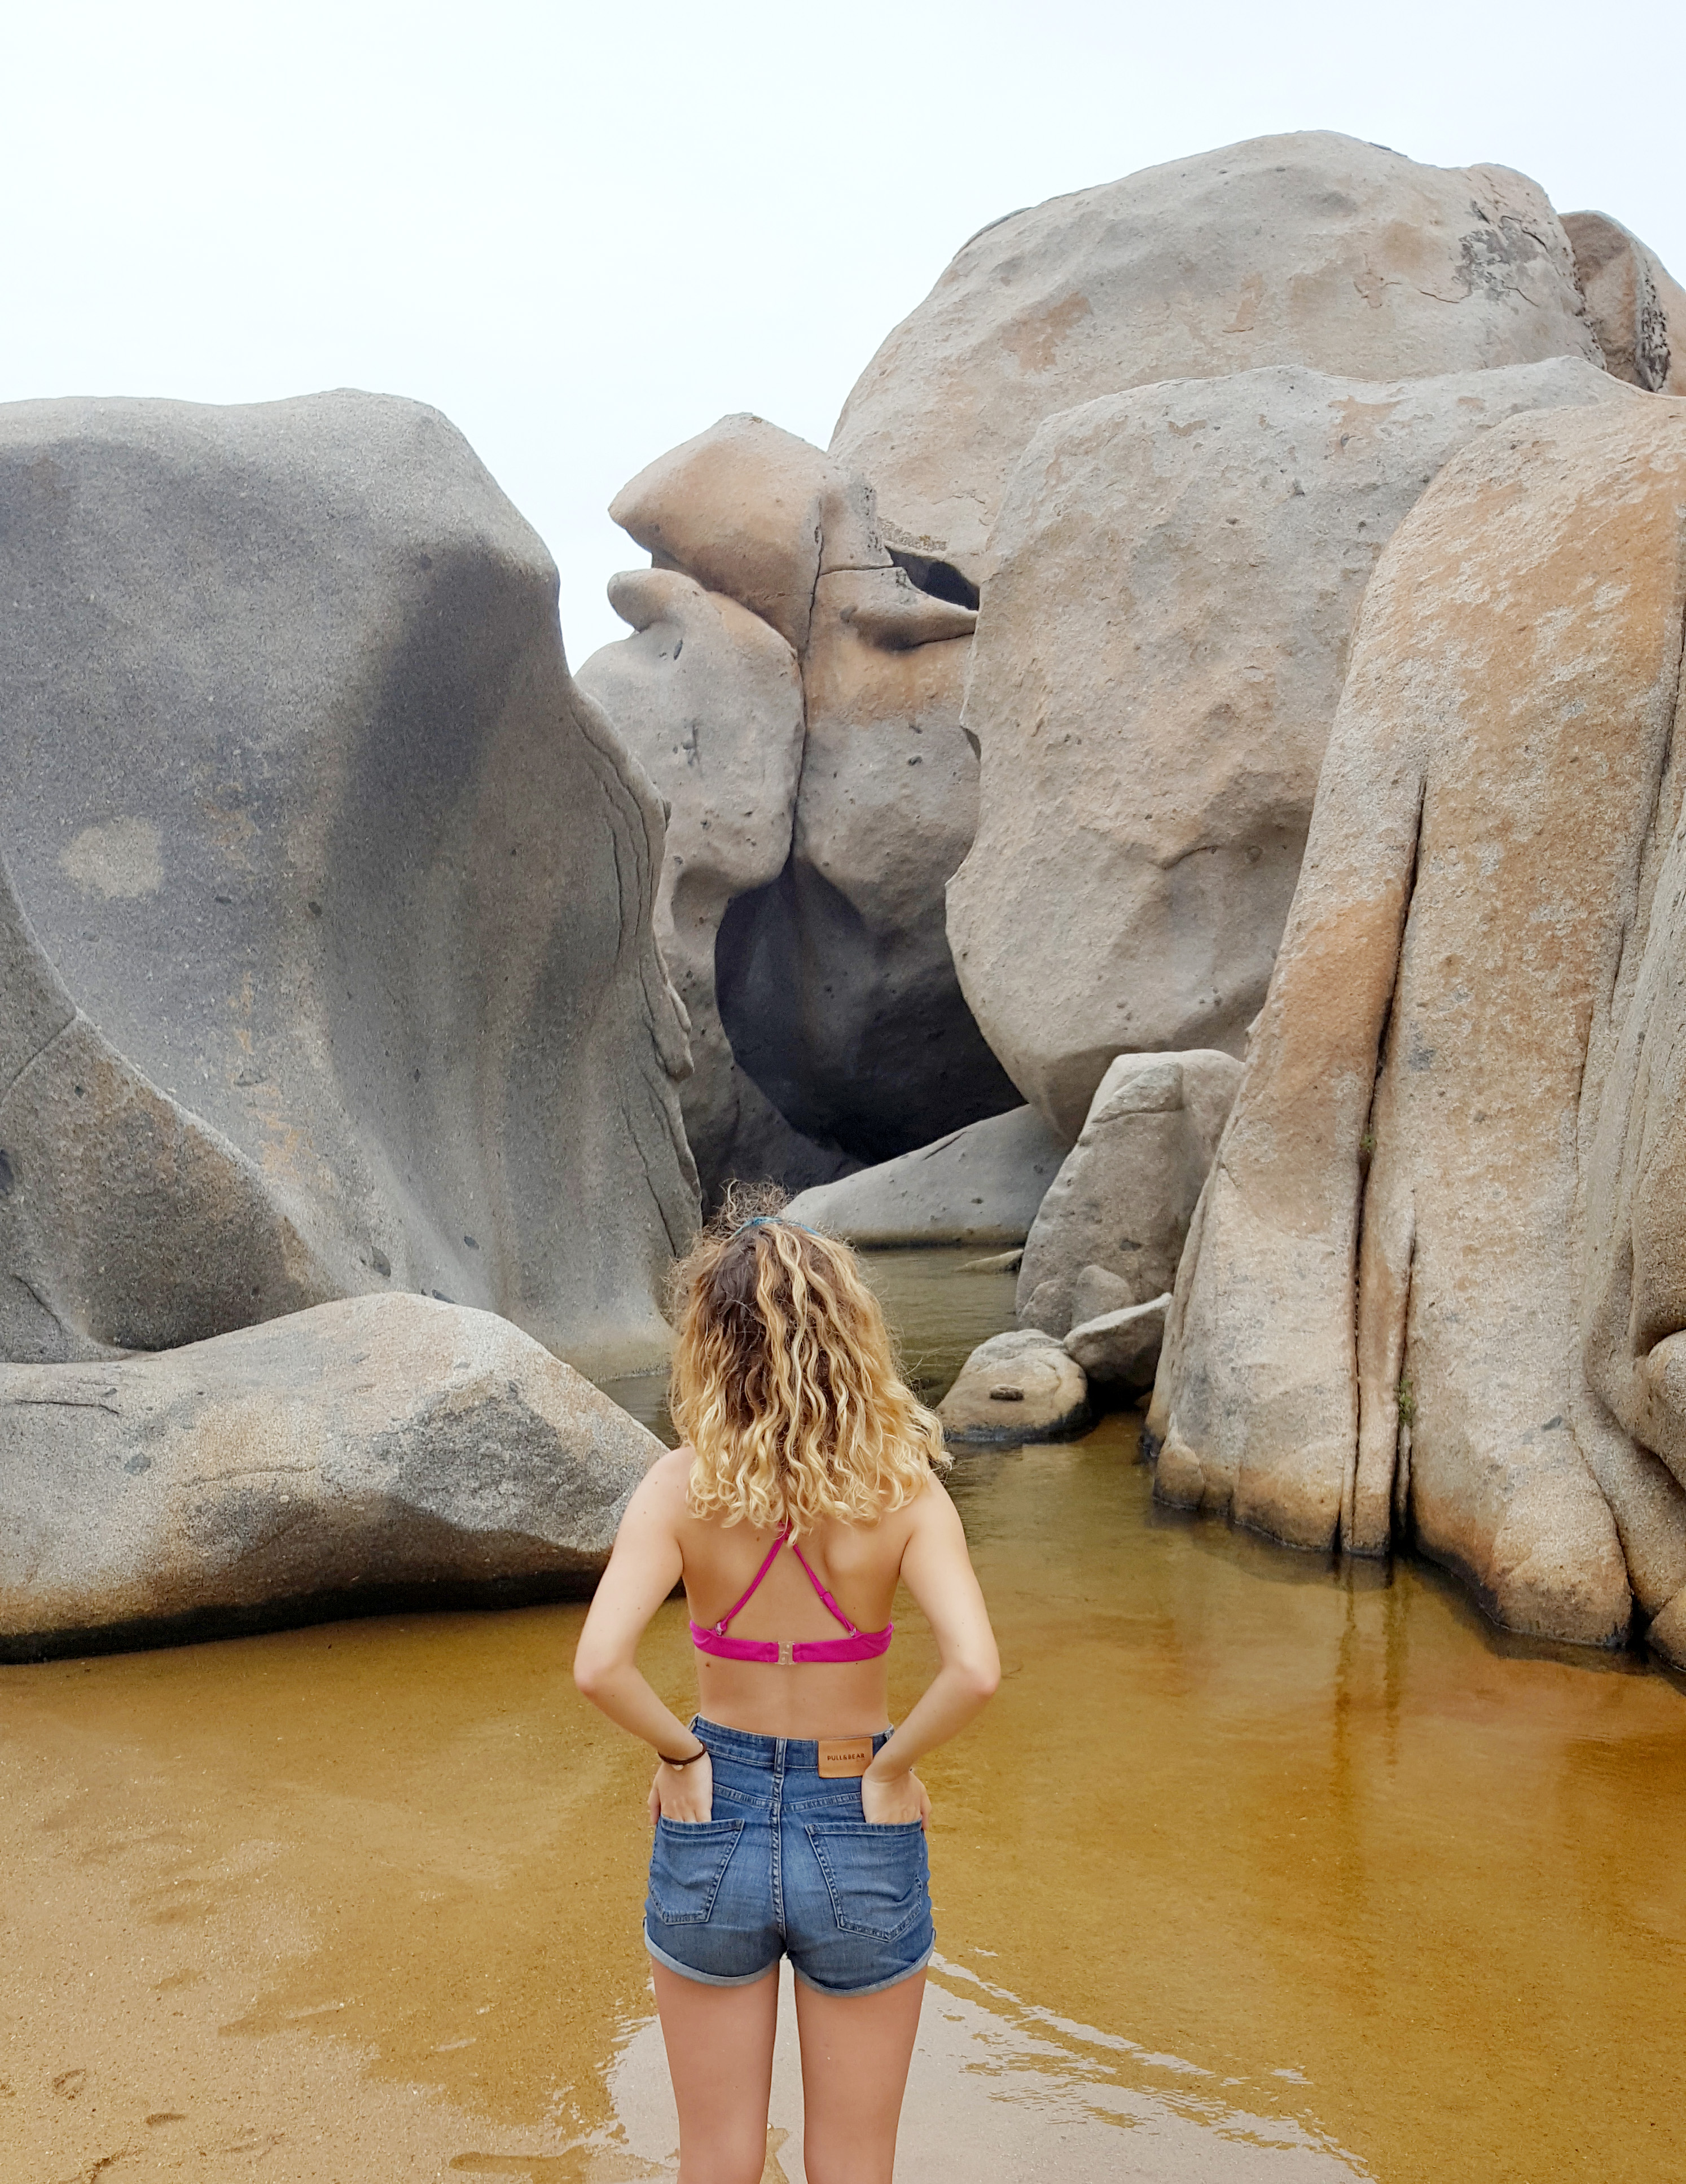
[816,1738,873,1778]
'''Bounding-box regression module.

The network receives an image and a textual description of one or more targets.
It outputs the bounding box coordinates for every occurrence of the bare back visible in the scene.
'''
[656,1445,925,1739]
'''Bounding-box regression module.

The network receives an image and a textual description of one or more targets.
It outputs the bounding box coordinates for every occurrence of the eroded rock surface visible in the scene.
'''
[784,1106,1069,1246]
[831,131,1604,581]
[0,393,696,1378]
[574,567,843,1197]
[1017,1051,1240,1339]
[0,1292,661,1660]
[950,359,1630,1134]
[1561,212,1686,396]
[1148,394,1686,1661]
[584,414,1016,1194]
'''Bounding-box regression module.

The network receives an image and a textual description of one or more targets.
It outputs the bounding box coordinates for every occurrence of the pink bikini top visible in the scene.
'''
[690,1530,893,1665]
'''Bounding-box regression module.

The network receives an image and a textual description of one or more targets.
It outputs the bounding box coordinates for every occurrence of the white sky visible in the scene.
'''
[5,0,1683,667]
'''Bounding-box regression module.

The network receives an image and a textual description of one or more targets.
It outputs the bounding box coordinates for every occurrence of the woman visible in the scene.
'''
[573,1205,1000,2184]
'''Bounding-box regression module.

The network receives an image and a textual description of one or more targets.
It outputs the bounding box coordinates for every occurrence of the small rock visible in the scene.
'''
[787,1107,1069,1247]
[1017,1052,1241,1337]
[1064,1292,1172,1391]
[938,1329,1090,1447]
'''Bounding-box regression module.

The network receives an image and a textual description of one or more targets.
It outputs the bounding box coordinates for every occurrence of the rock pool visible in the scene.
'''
[4,1249,1683,2181]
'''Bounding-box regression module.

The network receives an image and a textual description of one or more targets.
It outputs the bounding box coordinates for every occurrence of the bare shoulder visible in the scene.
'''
[905,1473,962,1534]
[623,1445,693,1523]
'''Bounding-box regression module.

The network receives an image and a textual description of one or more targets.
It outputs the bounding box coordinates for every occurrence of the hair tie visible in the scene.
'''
[734,1213,823,1239]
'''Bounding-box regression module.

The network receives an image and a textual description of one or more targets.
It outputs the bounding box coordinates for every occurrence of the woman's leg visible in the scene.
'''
[651,1960,780,2184]
[793,1970,925,2184]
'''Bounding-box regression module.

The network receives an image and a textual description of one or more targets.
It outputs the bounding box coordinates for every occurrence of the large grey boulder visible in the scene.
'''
[0,1292,661,1660]
[937,1328,1090,1447]
[1148,394,1686,1661]
[1018,1051,1242,1339]
[0,394,696,1379]
[830,131,1604,582]
[585,414,1016,1192]
[784,1106,1070,1246]
[950,358,1630,1134]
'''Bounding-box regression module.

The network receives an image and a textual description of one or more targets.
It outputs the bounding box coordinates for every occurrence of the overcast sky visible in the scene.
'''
[6,1,1683,666]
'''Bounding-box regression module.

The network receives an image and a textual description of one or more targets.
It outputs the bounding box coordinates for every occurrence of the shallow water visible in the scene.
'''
[5,1251,1685,2182]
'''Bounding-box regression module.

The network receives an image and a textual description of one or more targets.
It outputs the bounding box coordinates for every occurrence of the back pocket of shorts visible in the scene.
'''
[803,1822,928,1941]
[648,1818,745,1927]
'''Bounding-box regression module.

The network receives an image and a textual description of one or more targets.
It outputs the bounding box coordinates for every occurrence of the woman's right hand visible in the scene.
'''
[862,1765,930,1828]
[648,1749,713,1825]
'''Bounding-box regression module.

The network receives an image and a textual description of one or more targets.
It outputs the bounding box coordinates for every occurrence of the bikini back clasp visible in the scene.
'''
[689,1530,893,1665]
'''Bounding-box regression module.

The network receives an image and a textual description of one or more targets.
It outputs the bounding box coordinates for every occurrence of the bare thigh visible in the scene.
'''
[652,1960,780,2184]
[794,1969,925,2184]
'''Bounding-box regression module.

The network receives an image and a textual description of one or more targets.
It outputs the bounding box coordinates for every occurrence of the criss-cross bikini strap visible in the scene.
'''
[712,1529,791,1634]
[787,1534,861,1636]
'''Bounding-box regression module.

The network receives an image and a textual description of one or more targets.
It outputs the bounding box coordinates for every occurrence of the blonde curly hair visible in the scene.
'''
[669,1190,949,1536]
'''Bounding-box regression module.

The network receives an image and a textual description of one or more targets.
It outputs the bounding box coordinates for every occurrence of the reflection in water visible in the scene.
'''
[585,1956,1362,2182]
[3,1250,1684,2181]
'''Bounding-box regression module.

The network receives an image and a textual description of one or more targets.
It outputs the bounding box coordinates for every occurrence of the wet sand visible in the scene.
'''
[5,1252,1685,2181]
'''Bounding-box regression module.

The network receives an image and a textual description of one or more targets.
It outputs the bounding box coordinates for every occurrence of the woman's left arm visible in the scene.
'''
[573,1457,713,1822]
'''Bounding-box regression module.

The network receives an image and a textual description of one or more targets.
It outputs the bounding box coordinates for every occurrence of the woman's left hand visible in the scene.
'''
[648,1749,713,1824]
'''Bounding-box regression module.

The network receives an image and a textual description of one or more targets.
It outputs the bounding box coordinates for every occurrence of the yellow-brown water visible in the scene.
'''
[4,1251,1684,2182]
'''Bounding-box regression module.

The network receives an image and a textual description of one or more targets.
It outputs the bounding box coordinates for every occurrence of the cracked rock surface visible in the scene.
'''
[829,130,1605,586]
[582,414,1016,1199]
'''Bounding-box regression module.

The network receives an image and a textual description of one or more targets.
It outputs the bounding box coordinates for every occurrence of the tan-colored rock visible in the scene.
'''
[949,358,1630,1136]
[1148,393,1686,1659]
[0,394,696,1382]
[758,563,1017,1162]
[1017,1051,1241,1337]
[592,417,1018,1183]
[784,1105,1069,1246]
[1562,212,1686,396]
[937,1328,1089,1446]
[831,131,1602,581]
[607,413,885,655]
[576,568,851,1199]
[1065,1293,1171,1391]
[0,1293,662,1659]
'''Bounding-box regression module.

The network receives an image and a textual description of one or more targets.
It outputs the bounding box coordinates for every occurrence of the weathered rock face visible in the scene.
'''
[1148,394,1686,1662]
[1017,1051,1241,1338]
[583,414,1017,1194]
[831,131,1604,582]
[574,567,844,1197]
[0,1292,661,1660]
[784,1106,1069,1246]
[1561,212,1686,396]
[951,359,1628,1136]
[0,394,696,1379]
[937,1328,1090,1446]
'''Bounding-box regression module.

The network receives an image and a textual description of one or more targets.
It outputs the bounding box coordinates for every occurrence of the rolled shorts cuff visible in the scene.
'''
[791,1939,934,2000]
[643,1927,780,1988]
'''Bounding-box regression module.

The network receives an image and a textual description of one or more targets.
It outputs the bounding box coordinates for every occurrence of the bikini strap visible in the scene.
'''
[787,1534,862,1637]
[710,1528,791,1634]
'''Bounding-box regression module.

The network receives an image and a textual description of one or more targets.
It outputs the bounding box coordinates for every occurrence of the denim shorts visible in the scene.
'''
[643,1718,934,1998]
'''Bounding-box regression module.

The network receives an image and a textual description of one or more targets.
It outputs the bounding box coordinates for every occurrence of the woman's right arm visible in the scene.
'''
[862,1481,1000,1824]
[573,1456,715,1821]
